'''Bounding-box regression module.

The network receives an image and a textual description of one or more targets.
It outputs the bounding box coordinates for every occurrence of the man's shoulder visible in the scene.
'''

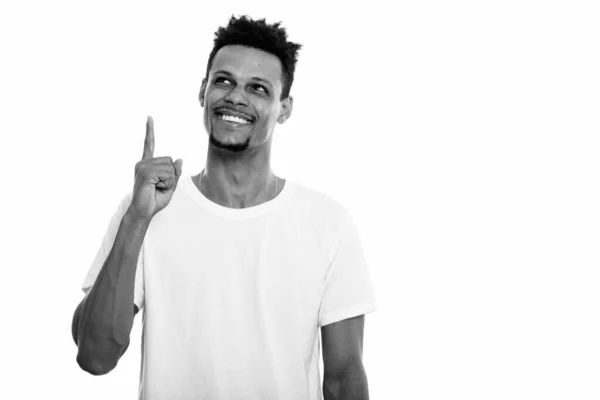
[287,181,350,223]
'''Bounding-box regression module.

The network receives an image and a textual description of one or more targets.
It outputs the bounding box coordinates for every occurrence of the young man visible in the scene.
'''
[72,15,377,400]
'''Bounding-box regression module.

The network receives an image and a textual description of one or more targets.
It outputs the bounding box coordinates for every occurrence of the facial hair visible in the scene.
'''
[208,128,251,153]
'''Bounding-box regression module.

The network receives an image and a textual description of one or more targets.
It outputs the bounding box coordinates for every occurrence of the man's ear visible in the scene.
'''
[199,78,207,107]
[278,96,293,124]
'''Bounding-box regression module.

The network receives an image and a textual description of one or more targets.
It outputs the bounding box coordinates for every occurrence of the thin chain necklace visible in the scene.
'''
[199,168,278,200]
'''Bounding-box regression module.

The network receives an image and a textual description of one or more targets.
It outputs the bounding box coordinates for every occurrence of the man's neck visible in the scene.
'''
[193,166,283,209]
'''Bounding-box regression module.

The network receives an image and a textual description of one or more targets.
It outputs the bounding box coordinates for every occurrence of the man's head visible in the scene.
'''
[199,16,302,153]
[204,15,302,101]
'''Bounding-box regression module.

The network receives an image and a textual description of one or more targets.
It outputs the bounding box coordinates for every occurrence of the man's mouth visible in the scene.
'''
[214,111,253,125]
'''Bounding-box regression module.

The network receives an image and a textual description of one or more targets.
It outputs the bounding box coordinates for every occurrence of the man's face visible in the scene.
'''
[200,45,292,153]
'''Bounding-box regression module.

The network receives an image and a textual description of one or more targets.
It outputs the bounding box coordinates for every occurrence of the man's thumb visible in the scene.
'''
[174,159,183,176]
[172,159,183,189]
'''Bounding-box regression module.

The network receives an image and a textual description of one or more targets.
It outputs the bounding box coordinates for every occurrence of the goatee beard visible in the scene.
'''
[208,130,251,153]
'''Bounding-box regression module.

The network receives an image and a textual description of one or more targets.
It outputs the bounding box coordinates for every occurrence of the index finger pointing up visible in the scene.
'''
[143,116,155,160]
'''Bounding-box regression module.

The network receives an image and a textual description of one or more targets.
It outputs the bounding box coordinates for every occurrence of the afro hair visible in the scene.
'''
[205,15,302,100]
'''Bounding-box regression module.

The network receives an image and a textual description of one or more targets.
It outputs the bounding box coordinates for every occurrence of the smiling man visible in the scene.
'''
[72,15,377,400]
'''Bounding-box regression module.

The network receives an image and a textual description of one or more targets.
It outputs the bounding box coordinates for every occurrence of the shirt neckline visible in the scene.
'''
[182,174,295,220]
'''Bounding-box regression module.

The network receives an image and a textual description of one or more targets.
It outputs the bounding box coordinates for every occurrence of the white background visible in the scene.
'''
[1,0,599,399]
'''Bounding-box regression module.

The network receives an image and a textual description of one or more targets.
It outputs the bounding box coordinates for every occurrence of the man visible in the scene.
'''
[72,15,377,400]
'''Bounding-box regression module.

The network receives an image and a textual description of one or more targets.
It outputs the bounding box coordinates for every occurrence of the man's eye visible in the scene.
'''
[252,84,267,93]
[215,77,232,84]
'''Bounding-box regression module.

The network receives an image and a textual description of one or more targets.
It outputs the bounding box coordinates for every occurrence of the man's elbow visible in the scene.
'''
[324,361,370,400]
[76,340,127,376]
[76,352,113,376]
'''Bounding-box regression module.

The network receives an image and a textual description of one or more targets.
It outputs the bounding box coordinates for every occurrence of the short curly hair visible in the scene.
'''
[205,15,302,100]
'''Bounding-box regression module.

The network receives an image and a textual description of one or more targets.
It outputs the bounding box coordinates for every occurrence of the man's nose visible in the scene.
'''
[224,85,248,106]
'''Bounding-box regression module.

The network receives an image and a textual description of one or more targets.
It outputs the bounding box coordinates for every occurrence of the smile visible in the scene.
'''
[215,112,252,125]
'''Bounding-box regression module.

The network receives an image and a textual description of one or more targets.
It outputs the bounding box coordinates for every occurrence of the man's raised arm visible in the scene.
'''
[72,116,183,375]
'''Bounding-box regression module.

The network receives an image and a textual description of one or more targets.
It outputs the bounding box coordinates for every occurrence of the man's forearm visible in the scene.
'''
[323,363,370,400]
[76,212,150,374]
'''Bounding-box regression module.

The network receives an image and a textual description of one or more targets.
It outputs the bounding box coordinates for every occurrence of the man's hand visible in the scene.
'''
[128,116,183,220]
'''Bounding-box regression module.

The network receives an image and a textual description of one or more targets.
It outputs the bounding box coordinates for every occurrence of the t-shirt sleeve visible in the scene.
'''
[318,211,378,327]
[80,192,145,311]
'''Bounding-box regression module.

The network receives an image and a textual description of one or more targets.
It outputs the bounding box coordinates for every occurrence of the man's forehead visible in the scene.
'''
[210,45,282,85]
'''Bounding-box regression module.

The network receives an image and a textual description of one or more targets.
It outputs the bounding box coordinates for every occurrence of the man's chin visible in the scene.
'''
[208,131,251,153]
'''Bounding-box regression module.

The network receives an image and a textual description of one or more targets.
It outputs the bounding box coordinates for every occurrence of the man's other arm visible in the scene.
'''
[321,314,370,400]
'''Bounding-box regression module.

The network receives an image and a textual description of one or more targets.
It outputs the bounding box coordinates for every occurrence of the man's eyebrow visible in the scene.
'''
[214,69,233,77]
[251,76,273,87]
[213,70,273,87]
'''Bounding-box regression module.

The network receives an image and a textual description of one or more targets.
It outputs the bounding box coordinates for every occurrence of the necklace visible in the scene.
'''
[199,168,279,200]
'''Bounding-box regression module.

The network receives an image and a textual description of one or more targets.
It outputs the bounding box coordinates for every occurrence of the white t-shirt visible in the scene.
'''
[82,174,378,400]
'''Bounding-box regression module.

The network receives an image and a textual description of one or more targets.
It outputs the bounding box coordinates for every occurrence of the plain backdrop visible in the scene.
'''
[1,0,599,399]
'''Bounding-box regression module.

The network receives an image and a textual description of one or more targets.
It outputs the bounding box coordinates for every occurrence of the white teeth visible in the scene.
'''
[219,114,250,124]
